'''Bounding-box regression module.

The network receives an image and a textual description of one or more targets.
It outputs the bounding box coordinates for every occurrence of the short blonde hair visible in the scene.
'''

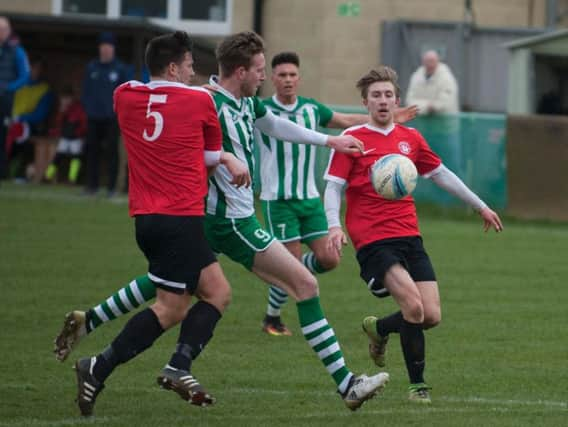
[216,31,265,77]
[356,66,400,98]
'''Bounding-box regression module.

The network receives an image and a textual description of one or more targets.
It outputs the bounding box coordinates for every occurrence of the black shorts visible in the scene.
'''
[356,236,436,298]
[135,214,216,295]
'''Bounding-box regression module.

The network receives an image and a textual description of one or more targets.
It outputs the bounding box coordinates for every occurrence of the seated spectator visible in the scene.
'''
[45,86,87,184]
[7,55,54,182]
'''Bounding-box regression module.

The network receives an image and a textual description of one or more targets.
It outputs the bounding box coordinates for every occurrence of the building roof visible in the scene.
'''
[504,29,568,55]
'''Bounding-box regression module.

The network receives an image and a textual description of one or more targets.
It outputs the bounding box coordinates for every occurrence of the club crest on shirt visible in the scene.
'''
[398,141,411,154]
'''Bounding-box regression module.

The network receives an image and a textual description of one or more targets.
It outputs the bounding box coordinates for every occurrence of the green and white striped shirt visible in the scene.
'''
[256,96,333,200]
[206,77,267,218]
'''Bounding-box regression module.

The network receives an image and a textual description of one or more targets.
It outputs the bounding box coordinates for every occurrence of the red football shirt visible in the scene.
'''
[325,123,442,250]
[114,81,221,216]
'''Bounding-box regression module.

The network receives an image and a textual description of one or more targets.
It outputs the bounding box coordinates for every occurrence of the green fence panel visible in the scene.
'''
[253,109,507,209]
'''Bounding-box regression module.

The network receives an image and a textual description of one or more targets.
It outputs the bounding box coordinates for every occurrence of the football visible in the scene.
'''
[370,154,418,199]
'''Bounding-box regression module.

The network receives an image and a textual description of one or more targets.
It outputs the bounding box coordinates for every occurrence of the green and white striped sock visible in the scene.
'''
[297,296,353,393]
[266,285,289,316]
[86,275,156,332]
[302,252,328,274]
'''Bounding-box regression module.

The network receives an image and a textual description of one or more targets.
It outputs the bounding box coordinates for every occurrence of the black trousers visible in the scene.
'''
[85,118,119,192]
[0,92,14,180]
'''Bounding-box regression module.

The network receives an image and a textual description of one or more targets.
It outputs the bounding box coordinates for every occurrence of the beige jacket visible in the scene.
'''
[406,63,459,114]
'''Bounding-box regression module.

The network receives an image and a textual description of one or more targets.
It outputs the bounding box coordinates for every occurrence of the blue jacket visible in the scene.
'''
[81,58,129,119]
[0,39,30,93]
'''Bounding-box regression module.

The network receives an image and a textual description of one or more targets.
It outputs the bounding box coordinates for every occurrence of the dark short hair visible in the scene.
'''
[145,31,193,77]
[216,31,264,77]
[271,51,299,69]
[356,66,400,98]
[98,31,116,46]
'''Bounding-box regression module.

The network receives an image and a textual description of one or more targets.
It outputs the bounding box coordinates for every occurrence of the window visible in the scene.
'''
[181,0,227,22]
[63,0,106,14]
[121,0,167,18]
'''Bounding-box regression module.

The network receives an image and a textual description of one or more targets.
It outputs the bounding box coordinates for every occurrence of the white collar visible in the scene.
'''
[208,75,242,104]
[365,123,395,135]
[271,95,298,111]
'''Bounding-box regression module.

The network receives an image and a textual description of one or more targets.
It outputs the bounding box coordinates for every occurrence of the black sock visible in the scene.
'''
[93,308,164,383]
[169,301,222,371]
[85,309,93,334]
[400,319,425,384]
[377,311,403,336]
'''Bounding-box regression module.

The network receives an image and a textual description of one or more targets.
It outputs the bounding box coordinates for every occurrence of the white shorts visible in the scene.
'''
[56,138,83,156]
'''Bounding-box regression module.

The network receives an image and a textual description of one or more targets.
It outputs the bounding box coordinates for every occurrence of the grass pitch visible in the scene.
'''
[0,183,566,426]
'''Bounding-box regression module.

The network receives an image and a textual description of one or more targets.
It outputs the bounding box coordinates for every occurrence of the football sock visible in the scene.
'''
[45,164,56,180]
[377,311,403,336]
[169,301,222,371]
[302,252,328,274]
[68,158,81,183]
[297,296,353,394]
[400,319,426,384]
[86,276,157,333]
[266,285,288,316]
[93,308,164,383]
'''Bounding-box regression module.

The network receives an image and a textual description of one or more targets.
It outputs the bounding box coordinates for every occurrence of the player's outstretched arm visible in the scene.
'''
[220,152,251,188]
[255,110,362,154]
[428,164,503,233]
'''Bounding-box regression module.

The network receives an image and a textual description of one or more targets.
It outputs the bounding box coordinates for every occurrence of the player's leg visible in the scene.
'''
[77,215,225,415]
[53,275,157,362]
[261,199,299,335]
[252,242,389,410]
[68,139,83,184]
[205,214,388,408]
[158,224,230,408]
[382,264,432,403]
[75,287,187,416]
[417,281,441,330]
[300,198,340,274]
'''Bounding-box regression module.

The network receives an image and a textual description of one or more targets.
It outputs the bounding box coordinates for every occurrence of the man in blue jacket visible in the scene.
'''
[0,16,30,180]
[82,31,128,196]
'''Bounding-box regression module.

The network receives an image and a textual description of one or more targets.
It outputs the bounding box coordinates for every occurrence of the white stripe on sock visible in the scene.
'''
[106,297,122,317]
[326,357,346,375]
[94,305,109,322]
[118,288,135,311]
[307,328,334,347]
[130,280,146,305]
[317,342,340,360]
[302,318,328,335]
[338,372,354,394]
[266,306,281,317]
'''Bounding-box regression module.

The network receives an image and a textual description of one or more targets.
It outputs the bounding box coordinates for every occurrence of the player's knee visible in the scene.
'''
[402,298,424,324]
[423,310,441,329]
[152,299,188,328]
[317,251,340,271]
[294,272,318,300]
[200,280,232,313]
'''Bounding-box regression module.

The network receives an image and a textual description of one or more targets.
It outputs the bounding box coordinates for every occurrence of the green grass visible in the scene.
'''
[1,183,566,426]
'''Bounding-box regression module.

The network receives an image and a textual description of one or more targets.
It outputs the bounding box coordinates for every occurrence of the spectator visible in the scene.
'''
[81,31,128,196]
[0,15,30,180]
[7,56,54,182]
[406,50,459,115]
[45,85,87,184]
[406,50,462,178]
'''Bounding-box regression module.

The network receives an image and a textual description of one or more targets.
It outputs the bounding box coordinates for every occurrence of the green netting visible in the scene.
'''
[253,109,507,209]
